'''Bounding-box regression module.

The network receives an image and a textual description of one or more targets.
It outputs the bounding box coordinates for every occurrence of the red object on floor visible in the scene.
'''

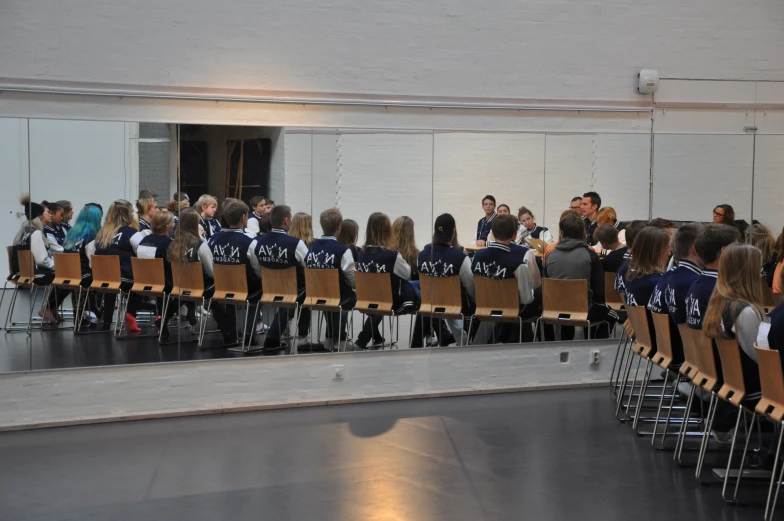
[125,313,141,332]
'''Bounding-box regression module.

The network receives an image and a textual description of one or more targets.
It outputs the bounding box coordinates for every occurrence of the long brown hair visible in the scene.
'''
[703,243,765,338]
[337,218,359,247]
[95,200,135,248]
[392,216,419,268]
[775,226,784,263]
[290,212,314,247]
[362,213,392,251]
[167,208,202,262]
[746,223,775,262]
[626,226,671,280]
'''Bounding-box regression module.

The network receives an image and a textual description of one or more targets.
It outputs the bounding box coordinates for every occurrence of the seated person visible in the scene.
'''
[580,191,601,245]
[475,195,497,247]
[136,211,179,336]
[765,301,784,353]
[353,212,419,350]
[542,209,581,263]
[88,200,145,331]
[136,196,159,235]
[207,199,262,345]
[544,212,621,340]
[746,223,777,288]
[63,203,104,327]
[57,200,74,234]
[256,205,310,352]
[337,219,360,262]
[472,214,538,343]
[516,206,553,245]
[42,200,66,253]
[596,224,627,273]
[414,213,475,346]
[306,208,357,351]
[196,194,222,239]
[161,208,223,340]
[614,220,648,295]
[246,196,266,236]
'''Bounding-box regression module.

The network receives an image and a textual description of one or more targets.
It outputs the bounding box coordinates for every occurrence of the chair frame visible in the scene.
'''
[260,265,303,354]
[752,346,784,521]
[353,271,413,350]
[469,276,533,345]
[207,263,261,354]
[535,278,606,341]
[122,257,168,341]
[304,268,353,352]
[164,260,208,346]
[77,255,125,337]
[51,253,86,333]
[413,274,468,348]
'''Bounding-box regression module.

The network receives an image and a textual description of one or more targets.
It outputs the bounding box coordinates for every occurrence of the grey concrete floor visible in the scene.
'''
[0,388,770,521]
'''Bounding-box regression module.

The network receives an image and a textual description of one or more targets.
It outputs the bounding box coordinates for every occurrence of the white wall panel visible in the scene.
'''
[591,134,652,223]
[433,133,545,245]
[28,120,132,216]
[652,135,753,222]
[310,133,339,238]
[0,118,29,278]
[332,132,433,249]
[283,132,313,216]
[543,135,595,232]
[752,136,784,231]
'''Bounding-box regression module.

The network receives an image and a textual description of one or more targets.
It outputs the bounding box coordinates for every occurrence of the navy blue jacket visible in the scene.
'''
[357,247,417,313]
[686,269,718,329]
[200,216,222,240]
[255,229,307,293]
[475,213,496,242]
[665,260,701,324]
[208,228,260,299]
[419,243,475,315]
[306,236,355,304]
[138,234,174,288]
[94,225,144,283]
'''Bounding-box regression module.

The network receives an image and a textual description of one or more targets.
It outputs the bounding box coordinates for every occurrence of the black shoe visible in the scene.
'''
[159,326,170,342]
[222,333,238,345]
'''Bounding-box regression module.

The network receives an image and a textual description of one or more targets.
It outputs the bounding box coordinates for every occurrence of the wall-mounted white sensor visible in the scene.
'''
[637,69,659,94]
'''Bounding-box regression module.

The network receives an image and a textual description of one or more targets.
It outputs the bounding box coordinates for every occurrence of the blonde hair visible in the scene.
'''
[627,226,671,280]
[95,200,135,248]
[136,196,158,217]
[746,223,775,262]
[597,207,617,225]
[150,210,174,235]
[290,212,314,247]
[703,243,765,338]
[392,216,419,269]
[194,194,218,213]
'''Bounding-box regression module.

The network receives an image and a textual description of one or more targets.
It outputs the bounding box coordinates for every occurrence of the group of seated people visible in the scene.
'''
[10,188,784,359]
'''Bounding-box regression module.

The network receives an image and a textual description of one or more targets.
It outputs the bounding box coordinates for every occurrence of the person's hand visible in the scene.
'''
[476,240,486,247]
[198,225,205,237]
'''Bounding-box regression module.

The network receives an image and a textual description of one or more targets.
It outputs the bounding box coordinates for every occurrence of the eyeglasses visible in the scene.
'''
[713,210,725,217]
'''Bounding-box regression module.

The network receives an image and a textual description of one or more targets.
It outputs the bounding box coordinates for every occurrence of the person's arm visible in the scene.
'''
[247,219,260,236]
[45,229,64,253]
[523,249,541,289]
[341,249,356,288]
[295,240,308,267]
[393,253,411,280]
[198,241,214,279]
[247,240,261,278]
[85,241,96,268]
[129,232,145,254]
[515,264,534,305]
[31,231,54,270]
[542,229,554,244]
[736,306,763,362]
[589,250,605,304]
[459,257,475,300]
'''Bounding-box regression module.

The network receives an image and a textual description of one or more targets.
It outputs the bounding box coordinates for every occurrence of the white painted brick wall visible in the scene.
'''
[0,341,619,430]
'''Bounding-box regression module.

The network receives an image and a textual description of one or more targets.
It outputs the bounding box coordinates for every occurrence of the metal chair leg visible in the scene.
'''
[4,285,20,330]
[674,384,697,463]
[158,294,170,343]
[615,348,636,419]
[765,424,784,521]
[695,393,718,479]
[632,359,653,431]
[651,368,671,444]
[26,285,39,335]
[721,407,746,503]
[656,373,681,449]
[610,328,628,392]
[730,413,756,503]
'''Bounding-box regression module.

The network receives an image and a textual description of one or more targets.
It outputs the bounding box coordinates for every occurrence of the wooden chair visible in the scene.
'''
[536,278,606,341]
[754,347,784,520]
[0,246,20,331]
[4,250,38,333]
[604,272,625,312]
[622,306,656,431]
[304,268,351,352]
[167,261,207,345]
[261,266,302,354]
[648,312,679,445]
[469,276,531,344]
[128,257,168,340]
[84,255,123,335]
[52,253,84,332]
[416,274,468,346]
[209,263,260,353]
[354,271,411,350]
[691,329,723,480]
[527,238,547,254]
[673,323,705,464]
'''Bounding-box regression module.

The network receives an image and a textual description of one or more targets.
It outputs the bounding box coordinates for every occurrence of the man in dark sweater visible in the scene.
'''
[596,224,627,274]
[544,213,620,340]
[580,191,601,245]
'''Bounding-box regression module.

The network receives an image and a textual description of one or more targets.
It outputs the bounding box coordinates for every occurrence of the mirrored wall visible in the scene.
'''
[1,118,782,372]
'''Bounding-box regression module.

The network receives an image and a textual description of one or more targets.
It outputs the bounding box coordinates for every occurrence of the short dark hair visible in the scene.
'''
[320,208,343,236]
[497,203,510,213]
[222,199,250,226]
[595,224,619,247]
[491,214,518,241]
[266,200,275,206]
[249,196,266,208]
[624,220,648,251]
[673,223,704,260]
[714,204,735,224]
[560,213,586,241]
[42,200,62,213]
[482,195,496,205]
[649,218,675,230]
[571,196,582,203]
[56,200,73,213]
[583,191,601,210]
[694,223,741,265]
[518,206,534,219]
[139,189,158,200]
[173,192,189,202]
[270,204,292,228]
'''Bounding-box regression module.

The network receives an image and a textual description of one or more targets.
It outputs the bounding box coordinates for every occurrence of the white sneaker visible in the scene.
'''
[371,339,386,349]
[179,305,189,318]
[712,427,736,445]
[324,337,335,352]
[255,322,269,334]
[427,333,439,347]
[296,334,311,345]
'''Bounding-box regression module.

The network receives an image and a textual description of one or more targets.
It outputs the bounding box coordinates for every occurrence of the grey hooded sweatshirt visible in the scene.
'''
[543,237,605,308]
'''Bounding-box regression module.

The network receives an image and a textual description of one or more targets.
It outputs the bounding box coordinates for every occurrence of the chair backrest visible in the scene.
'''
[304,268,341,311]
[170,261,204,300]
[354,271,394,315]
[130,257,166,296]
[261,266,299,307]
[528,238,547,254]
[650,312,674,368]
[16,250,34,285]
[690,329,720,391]
[676,323,699,379]
[604,272,624,309]
[715,336,746,404]
[6,246,16,281]
[755,346,784,422]
[52,253,83,287]
[474,276,520,322]
[90,255,122,292]
[212,263,249,303]
[541,278,589,325]
[419,275,464,319]
[626,306,654,358]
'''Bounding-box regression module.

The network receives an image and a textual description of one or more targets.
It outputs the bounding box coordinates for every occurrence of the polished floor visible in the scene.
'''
[0,388,772,521]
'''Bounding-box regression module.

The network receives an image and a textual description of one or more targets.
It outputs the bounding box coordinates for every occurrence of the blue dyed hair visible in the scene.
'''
[63,205,103,250]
